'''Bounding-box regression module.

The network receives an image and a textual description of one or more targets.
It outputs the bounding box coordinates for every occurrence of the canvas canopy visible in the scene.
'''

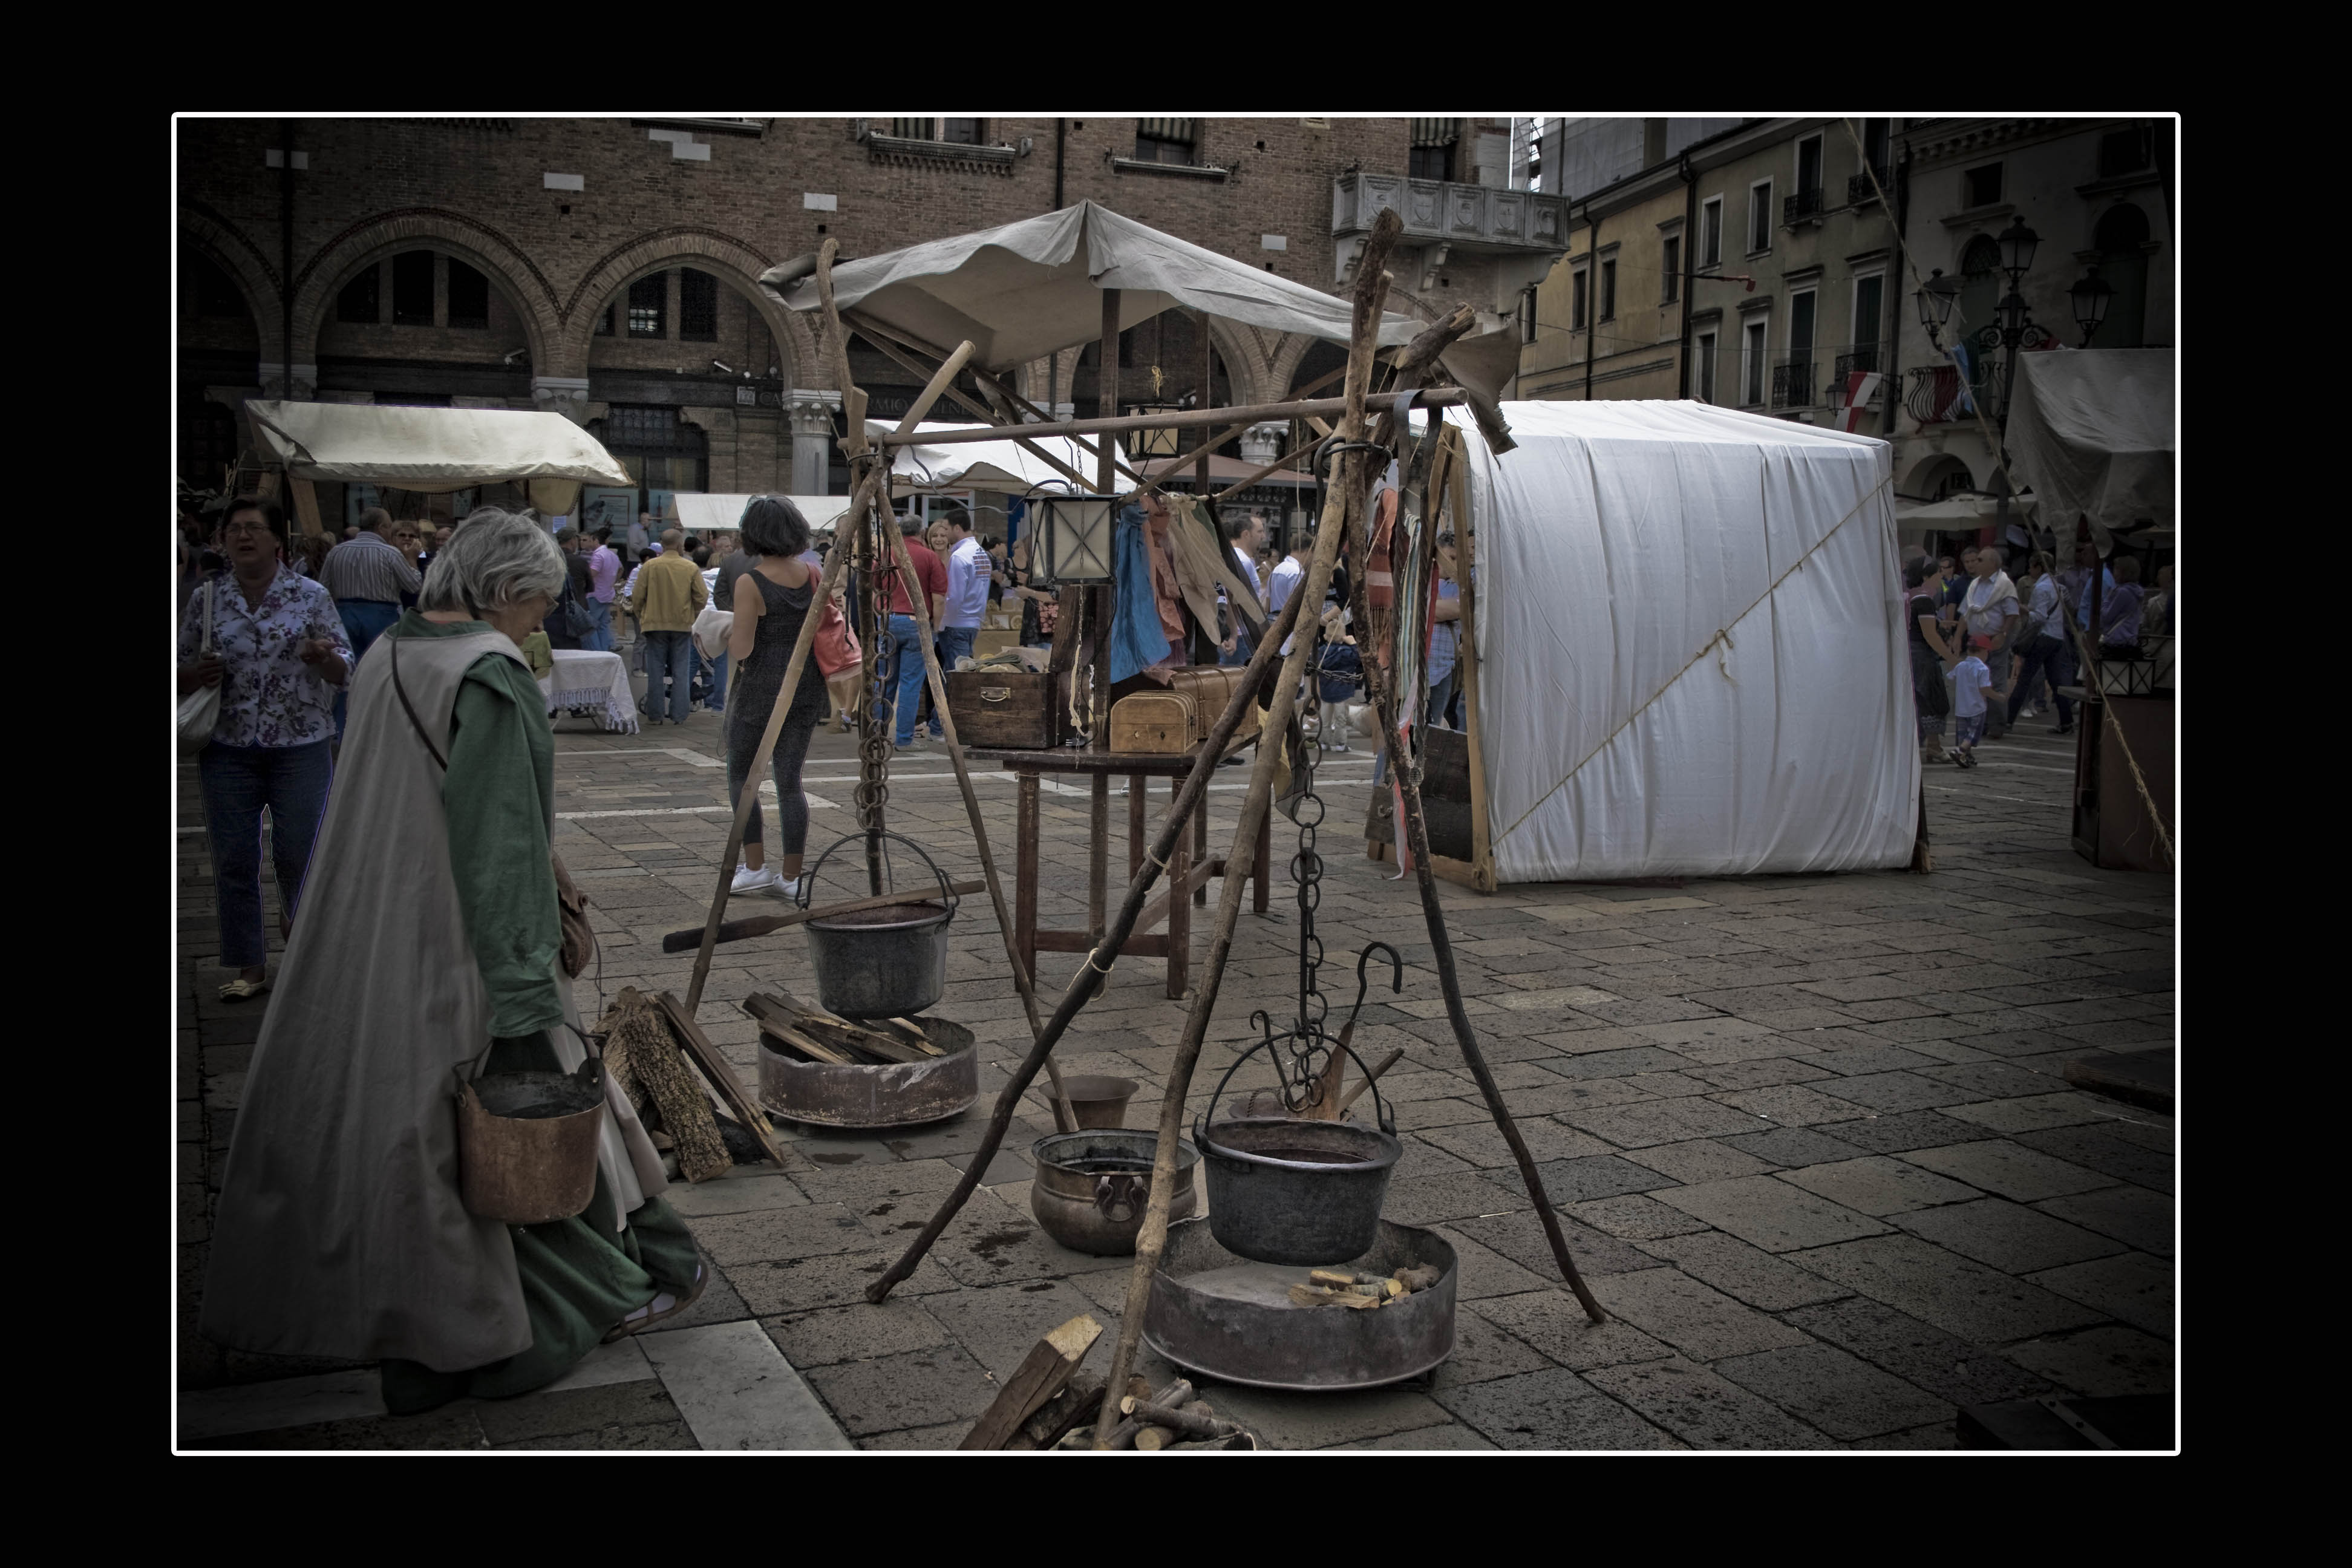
[672,493,855,538]
[2002,348,2174,548]
[1894,491,2040,538]
[1445,400,1915,883]
[244,400,632,520]
[866,422,1100,494]
[766,201,1511,397]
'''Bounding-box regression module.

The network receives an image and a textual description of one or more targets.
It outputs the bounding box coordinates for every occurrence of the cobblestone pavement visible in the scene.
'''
[177,701,2174,1451]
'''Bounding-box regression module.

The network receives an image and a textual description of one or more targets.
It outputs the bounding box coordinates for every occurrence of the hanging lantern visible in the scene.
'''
[1128,405,1184,459]
[1036,494,1117,584]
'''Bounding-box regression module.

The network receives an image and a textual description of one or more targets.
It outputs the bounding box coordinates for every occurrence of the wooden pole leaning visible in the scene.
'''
[871,390,1471,449]
[862,582,1313,1307]
[681,244,955,1016]
[1090,209,1408,1446]
[1364,468,1607,1325]
[878,515,1079,1135]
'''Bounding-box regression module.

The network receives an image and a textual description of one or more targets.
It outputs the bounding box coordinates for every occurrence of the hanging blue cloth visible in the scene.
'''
[1109,502,1171,684]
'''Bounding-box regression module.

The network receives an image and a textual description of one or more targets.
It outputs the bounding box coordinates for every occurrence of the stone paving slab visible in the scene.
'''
[177,710,2175,1450]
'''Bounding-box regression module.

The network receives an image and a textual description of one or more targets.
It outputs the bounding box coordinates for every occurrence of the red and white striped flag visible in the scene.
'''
[1840,371,1883,433]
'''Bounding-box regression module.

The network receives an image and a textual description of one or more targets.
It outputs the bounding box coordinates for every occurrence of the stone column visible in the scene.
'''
[532,376,592,425]
[1240,422,1286,465]
[257,363,318,400]
[679,407,738,493]
[788,389,842,494]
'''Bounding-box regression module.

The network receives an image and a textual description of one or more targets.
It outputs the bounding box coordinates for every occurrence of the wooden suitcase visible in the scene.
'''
[1166,667,1261,742]
[946,668,1062,751]
[1109,689,1198,754]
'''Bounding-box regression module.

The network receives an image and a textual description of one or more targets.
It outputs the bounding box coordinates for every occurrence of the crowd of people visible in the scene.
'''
[1901,538,2172,768]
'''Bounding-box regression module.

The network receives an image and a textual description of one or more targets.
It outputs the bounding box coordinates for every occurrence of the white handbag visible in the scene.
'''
[691,602,733,661]
[177,579,222,756]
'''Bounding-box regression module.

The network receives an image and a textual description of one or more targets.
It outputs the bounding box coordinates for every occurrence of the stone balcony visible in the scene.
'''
[1331,172,1572,295]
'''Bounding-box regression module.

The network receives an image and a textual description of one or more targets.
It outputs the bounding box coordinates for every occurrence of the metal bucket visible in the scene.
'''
[1058,1074,1138,1129]
[455,1050,606,1225]
[1194,1041,1401,1266]
[798,831,959,1019]
[1029,1129,1197,1255]
[757,1014,979,1129]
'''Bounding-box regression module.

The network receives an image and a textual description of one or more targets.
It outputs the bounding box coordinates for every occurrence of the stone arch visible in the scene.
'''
[1904,454,1975,498]
[1198,316,1275,408]
[290,208,565,375]
[562,227,818,390]
[180,204,283,360]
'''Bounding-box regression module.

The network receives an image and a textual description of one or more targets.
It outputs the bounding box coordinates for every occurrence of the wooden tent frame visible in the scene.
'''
[675,214,1607,1451]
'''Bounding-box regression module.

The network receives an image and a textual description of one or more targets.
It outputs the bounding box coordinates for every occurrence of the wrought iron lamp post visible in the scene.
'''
[2069,269,2114,349]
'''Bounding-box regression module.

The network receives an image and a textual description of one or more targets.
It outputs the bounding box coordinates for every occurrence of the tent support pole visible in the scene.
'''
[870,390,1470,449]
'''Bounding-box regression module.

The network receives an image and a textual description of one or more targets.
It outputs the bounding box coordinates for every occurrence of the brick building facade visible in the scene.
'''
[177,116,1556,522]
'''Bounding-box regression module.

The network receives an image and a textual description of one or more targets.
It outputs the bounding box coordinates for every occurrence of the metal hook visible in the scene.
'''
[1249,1008,1292,1091]
[1343,942,1403,1037]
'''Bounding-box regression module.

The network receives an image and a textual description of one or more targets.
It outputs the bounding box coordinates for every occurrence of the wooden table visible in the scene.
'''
[969,733,1272,999]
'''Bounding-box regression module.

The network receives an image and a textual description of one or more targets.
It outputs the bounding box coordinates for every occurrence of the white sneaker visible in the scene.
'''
[731,864,783,897]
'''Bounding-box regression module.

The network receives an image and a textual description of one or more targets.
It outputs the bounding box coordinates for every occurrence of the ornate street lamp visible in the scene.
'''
[1915,268,1961,346]
[2070,269,2114,348]
[1995,215,2041,277]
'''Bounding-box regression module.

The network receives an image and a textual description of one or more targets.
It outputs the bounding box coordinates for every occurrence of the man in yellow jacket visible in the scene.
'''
[627,529,708,726]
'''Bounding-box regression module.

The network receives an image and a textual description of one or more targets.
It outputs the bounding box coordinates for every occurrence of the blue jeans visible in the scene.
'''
[332,599,401,739]
[707,648,728,710]
[1221,622,1255,667]
[888,615,929,743]
[199,739,334,971]
[2008,633,2075,729]
[642,629,693,725]
[582,596,615,652]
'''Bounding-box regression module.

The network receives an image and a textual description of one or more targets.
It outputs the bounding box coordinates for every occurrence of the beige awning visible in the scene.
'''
[246,400,632,492]
[1137,118,1194,143]
[1410,118,1458,147]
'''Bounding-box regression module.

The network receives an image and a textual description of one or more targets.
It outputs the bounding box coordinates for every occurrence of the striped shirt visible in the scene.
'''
[319,531,422,604]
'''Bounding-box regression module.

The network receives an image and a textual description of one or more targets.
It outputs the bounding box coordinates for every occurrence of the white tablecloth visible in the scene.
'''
[539,648,638,733]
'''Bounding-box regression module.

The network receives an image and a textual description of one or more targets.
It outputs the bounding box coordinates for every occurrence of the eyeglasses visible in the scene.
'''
[221,519,272,537]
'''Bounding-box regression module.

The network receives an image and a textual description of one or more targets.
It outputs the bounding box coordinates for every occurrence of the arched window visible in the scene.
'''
[2091,204,2151,349]
[181,397,238,488]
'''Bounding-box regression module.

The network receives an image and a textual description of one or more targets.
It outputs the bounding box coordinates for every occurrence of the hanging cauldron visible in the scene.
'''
[798,831,958,1019]
[1194,1037,1402,1266]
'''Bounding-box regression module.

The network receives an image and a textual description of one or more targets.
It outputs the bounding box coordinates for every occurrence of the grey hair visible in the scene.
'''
[420,507,566,614]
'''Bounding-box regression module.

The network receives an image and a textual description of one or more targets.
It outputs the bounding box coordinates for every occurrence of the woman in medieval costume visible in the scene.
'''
[201,509,705,1415]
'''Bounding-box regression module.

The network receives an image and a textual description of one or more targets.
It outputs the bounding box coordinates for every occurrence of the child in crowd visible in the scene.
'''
[1945,641,1993,768]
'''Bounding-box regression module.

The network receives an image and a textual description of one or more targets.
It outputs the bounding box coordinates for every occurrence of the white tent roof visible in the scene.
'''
[673,494,856,537]
[869,421,1099,494]
[1446,400,1915,884]
[2003,348,2174,547]
[768,201,1461,378]
[245,400,631,490]
[1894,492,2040,537]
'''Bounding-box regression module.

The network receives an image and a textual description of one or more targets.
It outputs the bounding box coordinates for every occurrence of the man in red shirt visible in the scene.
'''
[887,512,949,746]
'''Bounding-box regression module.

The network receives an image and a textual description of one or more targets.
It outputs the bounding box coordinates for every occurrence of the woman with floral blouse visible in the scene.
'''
[176,497,353,1001]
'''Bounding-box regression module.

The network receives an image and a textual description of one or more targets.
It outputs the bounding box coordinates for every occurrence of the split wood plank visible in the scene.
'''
[958,1313,1103,1451]
[655,990,789,1168]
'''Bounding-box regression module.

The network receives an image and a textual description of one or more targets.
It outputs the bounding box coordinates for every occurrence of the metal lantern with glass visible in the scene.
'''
[1032,492,1116,586]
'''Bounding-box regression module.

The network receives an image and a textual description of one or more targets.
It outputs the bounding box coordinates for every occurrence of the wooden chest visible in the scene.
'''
[1109,690,1198,754]
[946,669,1061,751]
[1167,667,1261,742]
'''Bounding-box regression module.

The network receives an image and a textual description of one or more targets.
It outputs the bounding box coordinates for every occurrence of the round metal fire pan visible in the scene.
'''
[756,1015,978,1129]
[1142,1217,1457,1393]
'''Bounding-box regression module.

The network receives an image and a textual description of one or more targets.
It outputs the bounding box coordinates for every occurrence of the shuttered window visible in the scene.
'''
[1135,118,1195,163]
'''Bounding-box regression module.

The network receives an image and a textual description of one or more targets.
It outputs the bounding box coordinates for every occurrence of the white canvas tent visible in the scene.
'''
[244,400,631,520]
[2003,347,2174,548]
[868,422,1100,495]
[1443,400,1916,884]
[672,493,856,538]
[764,201,1517,402]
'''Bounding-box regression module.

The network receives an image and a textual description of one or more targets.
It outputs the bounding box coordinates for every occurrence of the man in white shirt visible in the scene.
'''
[936,506,991,672]
[1221,512,1267,667]
[1959,547,2020,740]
